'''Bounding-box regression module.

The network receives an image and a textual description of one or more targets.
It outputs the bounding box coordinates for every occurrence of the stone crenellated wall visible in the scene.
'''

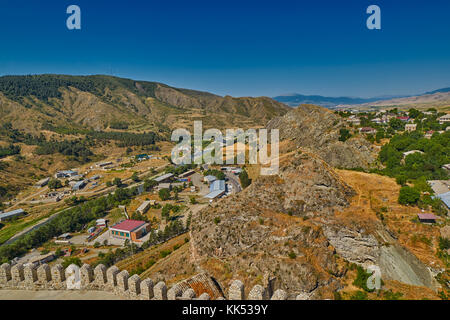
[0,262,289,300]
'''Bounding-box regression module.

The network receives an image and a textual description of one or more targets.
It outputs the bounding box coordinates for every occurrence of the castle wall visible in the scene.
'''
[0,262,288,300]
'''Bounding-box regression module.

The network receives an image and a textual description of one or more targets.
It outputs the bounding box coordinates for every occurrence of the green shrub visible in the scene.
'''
[398,186,420,205]
[350,290,368,300]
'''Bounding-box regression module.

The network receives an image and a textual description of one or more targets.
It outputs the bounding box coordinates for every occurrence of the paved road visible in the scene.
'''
[3,206,76,245]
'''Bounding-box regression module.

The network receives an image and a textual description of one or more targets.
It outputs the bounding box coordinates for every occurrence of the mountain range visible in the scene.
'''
[0,74,290,134]
[273,87,450,110]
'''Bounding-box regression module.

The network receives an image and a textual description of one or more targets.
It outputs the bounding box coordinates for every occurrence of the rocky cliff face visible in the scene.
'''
[190,152,354,298]
[189,151,438,297]
[266,104,377,169]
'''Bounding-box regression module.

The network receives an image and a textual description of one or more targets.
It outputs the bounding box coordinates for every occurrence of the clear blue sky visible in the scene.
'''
[1,0,449,98]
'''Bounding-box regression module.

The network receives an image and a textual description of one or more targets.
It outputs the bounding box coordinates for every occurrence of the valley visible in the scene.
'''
[0,75,449,301]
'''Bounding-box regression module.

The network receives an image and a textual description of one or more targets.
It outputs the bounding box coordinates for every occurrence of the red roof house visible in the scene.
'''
[109,220,150,242]
[417,213,438,223]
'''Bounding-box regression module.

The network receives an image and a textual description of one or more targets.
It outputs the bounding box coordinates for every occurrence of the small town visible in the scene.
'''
[0,2,449,316]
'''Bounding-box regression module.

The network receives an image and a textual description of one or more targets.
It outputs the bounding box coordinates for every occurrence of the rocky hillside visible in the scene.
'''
[189,152,355,298]
[0,75,290,134]
[266,104,377,169]
[188,151,440,298]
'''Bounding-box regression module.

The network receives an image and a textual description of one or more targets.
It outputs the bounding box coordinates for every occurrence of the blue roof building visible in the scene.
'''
[436,191,450,209]
[204,175,217,184]
[205,180,226,200]
[0,209,26,222]
[72,180,87,191]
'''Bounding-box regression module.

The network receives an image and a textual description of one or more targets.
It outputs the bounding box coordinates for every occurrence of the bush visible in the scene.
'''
[438,237,450,251]
[353,266,374,292]
[159,250,171,258]
[350,290,368,300]
[62,257,82,269]
[48,179,63,190]
[239,169,252,189]
[383,290,403,300]
[159,188,171,201]
[338,129,351,142]
[398,186,420,205]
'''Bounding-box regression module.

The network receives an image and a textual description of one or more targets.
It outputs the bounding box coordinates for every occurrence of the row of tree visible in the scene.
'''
[0,144,20,159]
[0,186,141,263]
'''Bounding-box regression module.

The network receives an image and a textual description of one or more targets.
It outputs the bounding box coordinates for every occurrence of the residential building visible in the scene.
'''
[55,170,78,178]
[204,175,217,184]
[178,170,195,178]
[359,127,377,134]
[436,191,450,210]
[371,118,383,124]
[417,213,438,223]
[157,182,172,191]
[402,150,424,158]
[58,233,71,240]
[405,123,417,132]
[438,114,450,125]
[425,130,434,139]
[205,180,226,200]
[154,173,174,183]
[72,180,87,191]
[136,200,151,214]
[109,220,150,242]
[136,154,149,161]
[96,161,113,168]
[35,177,50,188]
[428,180,450,195]
[96,219,107,227]
[396,116,410,122]
[0,209,26,222]
[347,117,361,126]
[29,253,55,266]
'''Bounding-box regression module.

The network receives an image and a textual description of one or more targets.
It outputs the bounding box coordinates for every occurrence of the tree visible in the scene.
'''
[239,169,251,189]
[339,128,351,142]
[112,178,122,187]
[48,179,63,190]
[144,179,157,191]
[408,108,421,119]
[159,188,171,201]
[389,118,404,131]
[62,257,82,269]
[395,175,407,186]
[131,172,140,182]
[398,186,420,205]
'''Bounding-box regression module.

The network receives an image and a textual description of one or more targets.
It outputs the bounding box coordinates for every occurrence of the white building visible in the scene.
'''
[438,114,450,125]
[136,201,151,214]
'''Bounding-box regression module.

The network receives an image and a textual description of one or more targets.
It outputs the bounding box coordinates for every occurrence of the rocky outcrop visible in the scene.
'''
[190,152,353,298]
[323,222,438,290]
[266,104,376,169]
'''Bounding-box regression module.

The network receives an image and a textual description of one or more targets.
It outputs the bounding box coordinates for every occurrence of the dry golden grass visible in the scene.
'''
[336,169,444,268]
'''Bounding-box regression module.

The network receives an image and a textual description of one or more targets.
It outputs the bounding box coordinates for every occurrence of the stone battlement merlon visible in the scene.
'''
[0,262,290,300]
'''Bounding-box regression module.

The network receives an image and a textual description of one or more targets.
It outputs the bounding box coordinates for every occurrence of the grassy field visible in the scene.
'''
[0,214,50,245]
